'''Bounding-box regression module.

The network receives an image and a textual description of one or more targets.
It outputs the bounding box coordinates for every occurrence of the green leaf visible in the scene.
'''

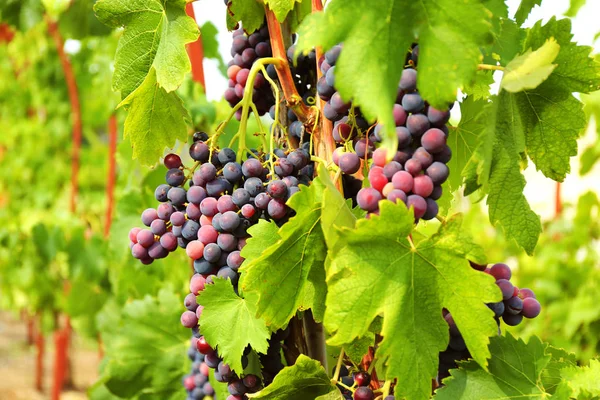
[463,70,494,100]
[240,181,327,330]
[228,0,265,33]
[558,359,600,398]
[434,333,551,399]
[325,203,500,400]
[247,354,337,400]
[316,163,356,249]
[514,0,541,26]
[264,0,300,22]
[489,18,527,64]
[486,92,541,255]
[541,346,577,395]
[94,0,199,98]
[295,0,492,149]
[343,333,374,365]
[96,290,189,399]
[565,0,586,17]
[200,21,226,76]
[198,278,270,374]
[501,38,559,92]
[524,18,600,95]
[448,97,488,191]
[118,68,190,165]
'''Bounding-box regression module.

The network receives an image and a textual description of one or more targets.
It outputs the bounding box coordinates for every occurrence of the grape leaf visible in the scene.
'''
[118,68,190,165]
[434,333,550,399]
[557,359,600,398]
[95,290,189,399]
[489,18,527,64]
[240,181,327,330]
[524,18,600,95]
[514,0,541,26]
[541,346,577,395]
[580,91,600,175]
[200,21,226,76]
[448,97,488,191]
[247,354,337,399]
[264,0,300,22]
[325,203,500,400]
[94,0,199,99]
[501,38,559,93]
[228,0,264,33]
[198,278,270,374]
[295,0,492,150]
[463,70,494,100]
[565,0,586,17]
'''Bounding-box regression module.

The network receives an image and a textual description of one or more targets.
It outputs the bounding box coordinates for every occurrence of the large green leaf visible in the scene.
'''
[264,0,301,22]
[227,0,264,33]
[240,181,327,330]
[118,68,190,165]
[434,334,550,399]
[247,355,338,400]
[198,278,270,374]
[295,0,492,149]
[325,202,499,400]
[500,38,559,93]
[94,0,199,98]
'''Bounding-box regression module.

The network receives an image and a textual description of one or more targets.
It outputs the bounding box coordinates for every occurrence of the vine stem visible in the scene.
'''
[381,380,392,397]
[478,63,505,71]
[265,7,315,125]
[555,182,562,218]
[332,348,345,382]
[234,57,282,163]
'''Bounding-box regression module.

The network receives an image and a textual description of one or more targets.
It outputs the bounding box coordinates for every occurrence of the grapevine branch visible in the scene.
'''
[478,63,505,71]
[265,7,315,125]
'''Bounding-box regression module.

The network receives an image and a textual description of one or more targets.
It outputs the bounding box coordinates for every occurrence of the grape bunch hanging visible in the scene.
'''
[124,27,543,397]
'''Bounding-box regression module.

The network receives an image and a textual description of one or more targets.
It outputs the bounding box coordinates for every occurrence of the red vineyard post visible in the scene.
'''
[185,3,207,88]
[104,114,118,237]
[35,317,45,392]
[48,17,80,398]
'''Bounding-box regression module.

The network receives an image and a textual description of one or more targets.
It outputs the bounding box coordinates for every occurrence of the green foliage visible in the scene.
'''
[119,68,190,165]
[435,333,600,399]
[500,38,559,92]
[325,202,499,400]
[240,180,327,330]
[514,0,542,26]
[198,278,270,374]
[90,289,189,400]
[227,0,264,33]
[247,355,338,399]
[295,0,492,152]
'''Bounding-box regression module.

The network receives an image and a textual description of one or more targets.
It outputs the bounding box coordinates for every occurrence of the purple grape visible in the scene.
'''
[357,188,382,212]
[413,147,433,169]
[496,279,514,300]
[522,298,541,318]
[150,219,167,235]
[407,195,427,219]
[200,198,219,217]
[182,220,201,241]
[503,313,523,326]
[426,162,449,185]
[402,92,425,113]
[399,68,417,92]
[131,243,148,259]
[406,113,430,137]
[393,104,408,126]
[166,168,185,187]
[227,251,244,270]
[490,263,512,281]
[396,126,412,148]
[220,211,241,232]
[242,158,263,177]
[170,211,186,226]
[141,208,158,226]
[338,153,361,174]
[167,187,187,206]
[391,171,414,193]
[223,162,243,182]
[421,128,447,153]
[187,186,207,204]
[160,232,178,251]
[155,184,170,202]
[505,296,523,315]
[267,180,288,199]
[254,192,270,210]
[267,199,287,219]
[137,229,155,248]
[422,198,439,220]
[404,159,422,176]
[427,106,451,126]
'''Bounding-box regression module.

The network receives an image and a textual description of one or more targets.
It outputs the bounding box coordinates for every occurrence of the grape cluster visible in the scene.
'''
[225,26,274,118]
[183,338,215,400]
[355,47,451,222]
[335,366,395,400]
[479,262,542,325]
[438,261,541,384]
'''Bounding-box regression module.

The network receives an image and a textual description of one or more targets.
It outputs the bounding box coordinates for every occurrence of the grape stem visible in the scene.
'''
[381,380,392,397]
[234,56,283,163]
[332,348,345,382]
[435,214,447,224]
[259,64,282,177]
[477,63,505,71]
[407,234,416,251]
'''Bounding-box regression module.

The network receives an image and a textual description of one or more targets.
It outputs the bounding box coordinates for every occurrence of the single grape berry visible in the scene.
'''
[354,387,375,400]
[164,153,182,169]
